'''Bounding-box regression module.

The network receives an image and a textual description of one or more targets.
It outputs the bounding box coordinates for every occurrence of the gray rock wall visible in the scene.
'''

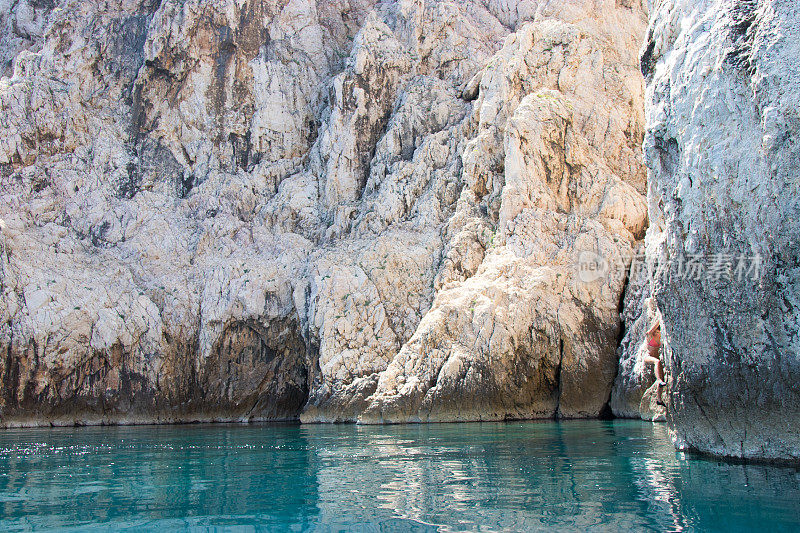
[4,0,799,465]
[641,0,800,461]
[0,0,650,426]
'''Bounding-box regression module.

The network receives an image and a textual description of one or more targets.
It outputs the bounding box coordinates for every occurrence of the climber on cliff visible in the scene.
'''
[642,314,666,407]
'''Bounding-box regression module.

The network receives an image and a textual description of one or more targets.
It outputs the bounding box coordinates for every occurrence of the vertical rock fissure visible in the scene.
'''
[554,337,564,419]
[0,0,651,427]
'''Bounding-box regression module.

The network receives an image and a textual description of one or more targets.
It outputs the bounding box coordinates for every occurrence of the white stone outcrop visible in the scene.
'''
[0,0,649,426]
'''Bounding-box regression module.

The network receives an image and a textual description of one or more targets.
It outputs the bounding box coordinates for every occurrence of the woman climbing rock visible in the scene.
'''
[642,315,667,407]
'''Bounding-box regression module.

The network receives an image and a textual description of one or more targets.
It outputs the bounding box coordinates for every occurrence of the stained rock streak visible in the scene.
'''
[0,0,648,426]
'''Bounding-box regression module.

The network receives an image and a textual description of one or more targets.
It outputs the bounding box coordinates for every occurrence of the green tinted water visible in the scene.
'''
[0,420,797,531]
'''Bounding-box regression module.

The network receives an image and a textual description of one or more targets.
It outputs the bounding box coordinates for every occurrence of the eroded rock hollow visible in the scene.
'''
[0,0,650,426]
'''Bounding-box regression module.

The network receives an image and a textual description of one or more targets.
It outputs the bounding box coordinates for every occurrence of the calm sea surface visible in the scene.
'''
[0,420,797,531]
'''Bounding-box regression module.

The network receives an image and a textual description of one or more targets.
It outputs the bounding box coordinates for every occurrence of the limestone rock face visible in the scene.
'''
[609,243,653,419]
[0,0,56,78]
[637,0,800,461]
[0,0,648,426]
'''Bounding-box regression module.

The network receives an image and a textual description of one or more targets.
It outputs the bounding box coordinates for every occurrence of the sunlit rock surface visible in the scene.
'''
[0,0,648,426]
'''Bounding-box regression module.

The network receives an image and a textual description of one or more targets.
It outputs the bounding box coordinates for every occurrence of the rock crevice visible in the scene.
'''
[1,0,651,428]
[611,0,800,462]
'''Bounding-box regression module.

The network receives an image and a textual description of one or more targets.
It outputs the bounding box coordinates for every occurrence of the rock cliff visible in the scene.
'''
[619,0,800,462]
[0,0,650,426]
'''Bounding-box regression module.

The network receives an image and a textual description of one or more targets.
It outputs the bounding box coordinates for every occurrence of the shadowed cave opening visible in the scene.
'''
[200,318,310,421]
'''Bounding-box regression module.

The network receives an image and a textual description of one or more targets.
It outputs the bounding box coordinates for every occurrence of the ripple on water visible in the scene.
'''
[0,421,797,531]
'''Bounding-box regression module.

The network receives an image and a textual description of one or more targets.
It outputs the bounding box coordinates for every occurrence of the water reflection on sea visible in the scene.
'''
[0,420,797,531]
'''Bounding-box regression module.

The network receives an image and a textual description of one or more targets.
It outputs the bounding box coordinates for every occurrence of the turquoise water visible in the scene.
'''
[0,421,798,531]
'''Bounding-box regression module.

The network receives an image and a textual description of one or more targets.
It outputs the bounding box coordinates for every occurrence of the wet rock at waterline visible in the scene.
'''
[0,0,649,426]
[3,0,798,466]
[635,0,800,461]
